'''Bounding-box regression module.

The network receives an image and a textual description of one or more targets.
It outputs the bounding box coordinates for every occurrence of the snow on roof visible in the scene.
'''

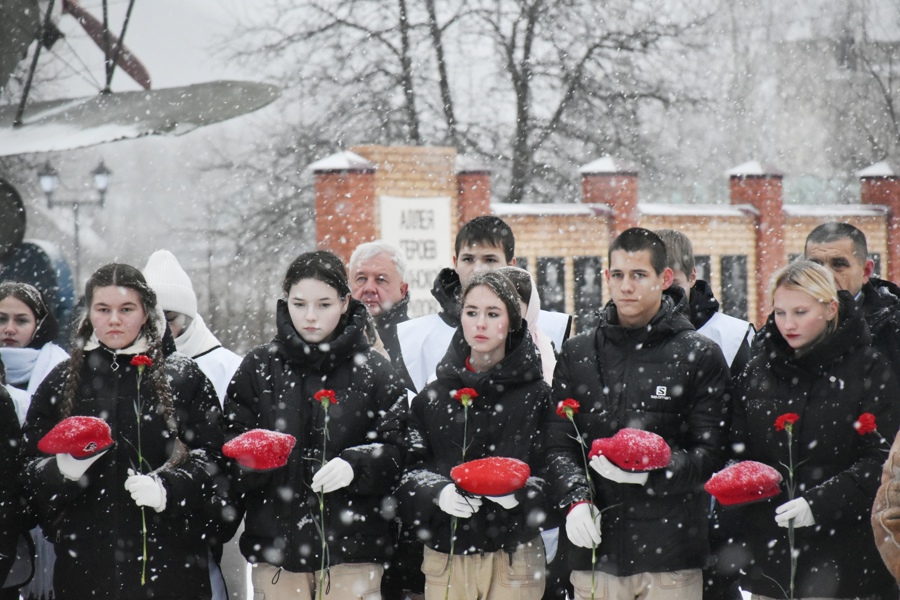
[639,203,752,217]
[456,154,491,173]
[783,204,889,217]
[579,155,639,175]
[725,161,783,177]
[492,202,612,216]
[857,162,896,178]
[307,151,376,172]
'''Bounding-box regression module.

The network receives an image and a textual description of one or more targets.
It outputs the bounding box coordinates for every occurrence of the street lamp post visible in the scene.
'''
[37,160,112,287]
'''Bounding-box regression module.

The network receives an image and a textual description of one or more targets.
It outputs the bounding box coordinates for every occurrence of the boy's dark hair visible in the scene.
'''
[804,222,869,264]
[455,216,515,262]
[608,228,668,275]
[655,229,695,276]
[282,250,351,297]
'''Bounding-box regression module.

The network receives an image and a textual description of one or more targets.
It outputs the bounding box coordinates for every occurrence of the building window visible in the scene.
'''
[720,255,748,320]
[574,256,603,332]
[695,255,710,283]
[537,257,566,313]
[515,256,529,272]
[872,253,881,277]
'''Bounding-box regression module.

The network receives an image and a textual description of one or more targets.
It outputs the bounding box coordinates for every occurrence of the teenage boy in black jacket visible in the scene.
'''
[543,228,732,600]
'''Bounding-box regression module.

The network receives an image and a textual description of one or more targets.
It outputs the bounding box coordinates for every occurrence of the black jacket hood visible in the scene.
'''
[687,279,720,330]
[599,284,694,347]
[274,297,370,373]
[434,320,542,396]
[759,290,869,376]
[430,267,462,327]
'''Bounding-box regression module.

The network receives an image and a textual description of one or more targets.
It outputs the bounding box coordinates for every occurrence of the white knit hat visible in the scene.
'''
[142,250,198,318]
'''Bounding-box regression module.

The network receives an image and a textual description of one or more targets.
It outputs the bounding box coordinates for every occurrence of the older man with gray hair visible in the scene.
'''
[349,240,411,370]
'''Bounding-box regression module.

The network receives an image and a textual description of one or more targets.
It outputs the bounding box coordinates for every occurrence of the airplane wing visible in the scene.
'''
[0,80,280,156]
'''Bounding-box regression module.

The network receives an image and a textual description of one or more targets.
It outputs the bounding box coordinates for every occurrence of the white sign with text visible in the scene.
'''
[380,196,452,318]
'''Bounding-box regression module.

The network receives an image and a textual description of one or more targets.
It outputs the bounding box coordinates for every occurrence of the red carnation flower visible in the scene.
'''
[556,398,580,419]
[454,387,478,407]
[854,412,877,436]
[774,413,799,432]
[314,389,337,406]
[130,355,153,368]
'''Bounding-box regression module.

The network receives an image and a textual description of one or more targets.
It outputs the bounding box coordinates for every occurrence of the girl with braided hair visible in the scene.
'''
[20,264,225,600]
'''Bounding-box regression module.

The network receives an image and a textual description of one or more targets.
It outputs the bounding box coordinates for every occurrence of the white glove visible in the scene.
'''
[485,493,519,509]
[775,497,815,528]
[311,457,354,493]
[438,484,482,518]
[590,454,649,486]
[56,451,107,481]
[125,469,167,512]
[566,502,602,548]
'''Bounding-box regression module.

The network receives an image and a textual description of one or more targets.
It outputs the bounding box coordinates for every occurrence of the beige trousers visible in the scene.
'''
[571,569,702,600]
[251,562,383,600]
[421,536,545,600]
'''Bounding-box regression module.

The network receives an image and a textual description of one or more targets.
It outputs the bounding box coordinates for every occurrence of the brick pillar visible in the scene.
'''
[456,155,492,228]
[579,156,639,238]
[309,151,377,264]
[859,162,900,283]
[728,161,784,326]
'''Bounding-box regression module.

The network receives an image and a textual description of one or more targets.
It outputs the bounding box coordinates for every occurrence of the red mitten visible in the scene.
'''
[450,457,531,497]
[704,461,783,506]
[588,428,671,471]
[223,429,297,470]
[38,416,114,458]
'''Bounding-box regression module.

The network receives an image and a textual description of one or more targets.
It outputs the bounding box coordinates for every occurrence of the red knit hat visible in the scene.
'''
[37,416,114,459]
[588,428,672,471]
[451,457,531,496]
[705,461,783,506]
[222,429,296,470]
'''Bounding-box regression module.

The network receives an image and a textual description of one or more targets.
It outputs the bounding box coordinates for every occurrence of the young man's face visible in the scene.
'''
[606,249,673,329]
[804,238,873,297]
[453,243,514,289]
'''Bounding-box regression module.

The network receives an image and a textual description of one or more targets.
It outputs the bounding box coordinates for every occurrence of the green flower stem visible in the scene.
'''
[136,366,148,586]
[786,425,796,600]
[567,413,597,600]
[445,401,470,600]
[318,407,329,600]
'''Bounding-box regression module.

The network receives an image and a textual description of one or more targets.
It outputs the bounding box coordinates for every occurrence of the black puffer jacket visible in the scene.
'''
[861,276,900,381]
[431,267,463,327]
[396,324,552,554]
[731,293,899,598]
[22,346,223,600]
[375,292,410,367]
[224,299,406,572]
[544,287,732,575]
[688,280,752,377]
[0,385,23,583]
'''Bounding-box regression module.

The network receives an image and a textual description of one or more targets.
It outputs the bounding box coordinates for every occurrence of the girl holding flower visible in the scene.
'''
[396,271,551,600]
[223,250,407,599]
[730,260,899,598]
[20,264,224,600]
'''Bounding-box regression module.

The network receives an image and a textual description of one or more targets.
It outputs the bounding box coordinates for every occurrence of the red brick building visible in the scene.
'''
[309,146,898,330]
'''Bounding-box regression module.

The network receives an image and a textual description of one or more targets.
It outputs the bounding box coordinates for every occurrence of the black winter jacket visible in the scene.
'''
[397,324,552,555]
[731,293,899,598]
[861,276,900,382]
[0,385,23,583]
[22,345,223,600]
[432,267,463,327]
[687,280,752,377]
[224,299,407,572]
[544,288,732,575]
